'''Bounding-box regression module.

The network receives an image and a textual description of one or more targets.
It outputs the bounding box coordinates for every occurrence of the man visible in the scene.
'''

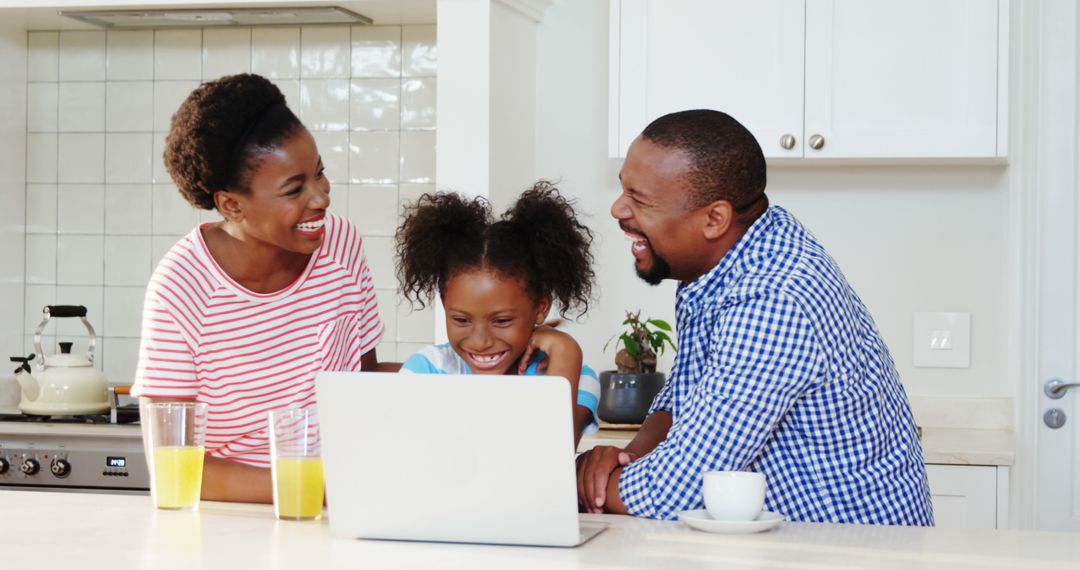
[578,110,933,525]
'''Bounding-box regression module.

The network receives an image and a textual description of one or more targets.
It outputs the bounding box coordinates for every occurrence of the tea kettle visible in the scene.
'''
[9,305,109,416]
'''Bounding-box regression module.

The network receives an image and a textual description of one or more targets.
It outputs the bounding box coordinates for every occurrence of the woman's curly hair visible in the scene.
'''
[163,73,304,210]
[396,181,596,319]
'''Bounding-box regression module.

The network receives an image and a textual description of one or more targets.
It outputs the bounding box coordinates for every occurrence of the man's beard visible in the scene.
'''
[636,249,672,285]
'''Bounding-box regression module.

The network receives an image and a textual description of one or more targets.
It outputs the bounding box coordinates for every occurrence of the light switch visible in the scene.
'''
[913,312,970,368]
[930,329,953,350]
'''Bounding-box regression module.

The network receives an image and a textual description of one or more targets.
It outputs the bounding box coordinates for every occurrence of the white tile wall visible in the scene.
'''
[23,26,437,384]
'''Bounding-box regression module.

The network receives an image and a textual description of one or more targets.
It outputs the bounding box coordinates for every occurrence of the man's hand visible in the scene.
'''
[575,445,636,513]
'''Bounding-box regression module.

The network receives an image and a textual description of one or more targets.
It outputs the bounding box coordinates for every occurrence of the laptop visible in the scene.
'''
[315,371,608,547]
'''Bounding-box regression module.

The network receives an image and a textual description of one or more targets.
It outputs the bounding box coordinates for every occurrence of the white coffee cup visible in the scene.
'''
[702,471,765,521]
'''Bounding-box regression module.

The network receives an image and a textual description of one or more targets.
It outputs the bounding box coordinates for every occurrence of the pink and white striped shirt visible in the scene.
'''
[132,214,383,466]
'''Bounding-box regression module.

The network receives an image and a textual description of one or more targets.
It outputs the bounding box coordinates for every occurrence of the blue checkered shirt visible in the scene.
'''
[618,206,933,525]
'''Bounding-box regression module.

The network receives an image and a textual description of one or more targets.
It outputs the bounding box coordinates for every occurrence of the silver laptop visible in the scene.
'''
[315,371,607,547]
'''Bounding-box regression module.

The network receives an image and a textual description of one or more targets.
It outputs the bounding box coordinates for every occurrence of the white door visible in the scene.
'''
[803,0,1002,159]
[1031,0,1080,532]
[612,0,805,158]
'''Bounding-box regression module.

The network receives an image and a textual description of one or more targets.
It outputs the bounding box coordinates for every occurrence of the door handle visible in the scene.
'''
[1045,378,1080,399]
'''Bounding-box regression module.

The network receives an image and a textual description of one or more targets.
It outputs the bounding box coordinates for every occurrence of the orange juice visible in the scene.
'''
[152,445,205,510]
[273,456,325,520]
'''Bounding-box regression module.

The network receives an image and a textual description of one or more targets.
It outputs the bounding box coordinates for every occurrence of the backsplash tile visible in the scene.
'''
[152,81,200,132]
[57,184,105,234]
[350,78,400,131]
[57,133,105,183]
[106,133,154,183]
[401,78,436,129]
[56,235,105,285]
[26,134,58,183]
[106,81,153,132]
[103,236,151,286]
[154,30,203,80]
[28,32,59,82]
[58,82,106,132]
[27,83,58,132]
[252,27,301,79]
[26,184,58,233]
[202,28,252,79]
[104,185,152,235]
[402,26,437,78]
[349,131,399,183]
[106,31,154,81]
[22,24,437,382]
[301,26,351,78]
[351,26,401,78]
[299,79,350,131]
[59,32,106,81]
[25,234,57,285]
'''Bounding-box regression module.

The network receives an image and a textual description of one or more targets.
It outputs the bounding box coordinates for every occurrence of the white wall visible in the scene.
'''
[489,1,537,205]
[534,0,1013,398]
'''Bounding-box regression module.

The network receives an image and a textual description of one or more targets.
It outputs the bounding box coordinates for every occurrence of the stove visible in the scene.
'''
[0,405,149,493]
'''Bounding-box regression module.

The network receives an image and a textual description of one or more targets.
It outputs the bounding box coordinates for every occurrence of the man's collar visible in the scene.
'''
[676,205,783,304]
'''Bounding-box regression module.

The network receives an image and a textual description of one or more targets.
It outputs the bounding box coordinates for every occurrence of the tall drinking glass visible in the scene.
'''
[144,402,208,511]
[269,407,324,520]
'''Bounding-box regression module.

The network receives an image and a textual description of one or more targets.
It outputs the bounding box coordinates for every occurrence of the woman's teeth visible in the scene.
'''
[295,219,325,232]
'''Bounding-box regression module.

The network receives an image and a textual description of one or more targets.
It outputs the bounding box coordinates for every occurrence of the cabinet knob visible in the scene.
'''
[808,134,825,150]
[779,134,796,150]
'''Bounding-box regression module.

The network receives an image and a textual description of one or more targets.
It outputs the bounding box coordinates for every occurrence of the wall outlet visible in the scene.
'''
[913,312,971,368]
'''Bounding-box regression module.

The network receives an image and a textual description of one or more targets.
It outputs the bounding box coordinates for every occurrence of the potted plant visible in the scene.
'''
[597,310,676,425]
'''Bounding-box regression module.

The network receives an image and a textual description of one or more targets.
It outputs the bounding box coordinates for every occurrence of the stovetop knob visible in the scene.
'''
[20,458,40,475]
[0,457,8,474]
[50,459,71,478]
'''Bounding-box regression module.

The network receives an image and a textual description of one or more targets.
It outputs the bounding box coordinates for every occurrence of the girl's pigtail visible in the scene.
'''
[502,181,596,318]
[396,192,491,309]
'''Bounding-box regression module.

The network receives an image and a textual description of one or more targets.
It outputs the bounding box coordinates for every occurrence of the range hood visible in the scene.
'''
[59,6,373,29]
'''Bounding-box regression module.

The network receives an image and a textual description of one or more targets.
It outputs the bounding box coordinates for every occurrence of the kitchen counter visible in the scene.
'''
[580,427,1015,466]
[2,490,1077,569]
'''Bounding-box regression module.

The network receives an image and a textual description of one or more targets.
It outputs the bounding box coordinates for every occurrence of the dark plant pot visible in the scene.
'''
[597,371,666,425]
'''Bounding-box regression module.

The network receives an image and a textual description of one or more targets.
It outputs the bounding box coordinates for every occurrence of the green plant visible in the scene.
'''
[603,310,676,374]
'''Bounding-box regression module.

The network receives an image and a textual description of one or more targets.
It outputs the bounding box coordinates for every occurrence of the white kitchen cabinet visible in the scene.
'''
[609,0,1008,160]
[926,464,1009,530]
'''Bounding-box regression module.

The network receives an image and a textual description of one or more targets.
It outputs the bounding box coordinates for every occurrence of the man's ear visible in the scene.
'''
[702,200,735,240]
[214,190,244,223]
[534,294,553,326]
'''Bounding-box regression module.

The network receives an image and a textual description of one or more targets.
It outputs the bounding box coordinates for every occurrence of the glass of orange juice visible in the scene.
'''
[269,407,324,520]
[143,402,208,511]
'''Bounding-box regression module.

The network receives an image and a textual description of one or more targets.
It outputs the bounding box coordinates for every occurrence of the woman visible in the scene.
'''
[131,74,394,503]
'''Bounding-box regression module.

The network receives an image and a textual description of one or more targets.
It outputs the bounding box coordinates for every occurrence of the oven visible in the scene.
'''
[0,406,149,493]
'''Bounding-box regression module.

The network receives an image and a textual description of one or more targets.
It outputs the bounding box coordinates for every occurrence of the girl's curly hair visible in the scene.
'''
[396,181,596,318]
[163,73,304,210]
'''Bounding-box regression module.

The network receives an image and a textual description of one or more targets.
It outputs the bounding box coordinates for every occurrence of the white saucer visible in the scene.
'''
[678,509,785,534]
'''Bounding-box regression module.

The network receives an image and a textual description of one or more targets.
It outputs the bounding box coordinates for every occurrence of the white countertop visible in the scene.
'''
[581,426,1015,466]
[2,490,1076,569]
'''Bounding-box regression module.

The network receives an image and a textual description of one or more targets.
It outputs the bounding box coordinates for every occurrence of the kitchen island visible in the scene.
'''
[3,490,1076,569]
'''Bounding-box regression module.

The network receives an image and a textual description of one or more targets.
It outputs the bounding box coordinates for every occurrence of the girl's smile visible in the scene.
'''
[443,269,550,376]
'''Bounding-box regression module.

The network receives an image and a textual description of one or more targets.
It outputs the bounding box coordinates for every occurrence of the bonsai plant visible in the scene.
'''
[597,310,676,425]
[605,310,676,374]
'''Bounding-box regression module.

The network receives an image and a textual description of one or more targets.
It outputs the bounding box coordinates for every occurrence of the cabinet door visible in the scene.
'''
[611,0,805,158]
[925,464,997,529]
[804,0,1002,158]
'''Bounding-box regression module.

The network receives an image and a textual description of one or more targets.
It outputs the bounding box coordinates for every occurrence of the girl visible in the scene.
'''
[395,182,600,443]
[132,74,394,503]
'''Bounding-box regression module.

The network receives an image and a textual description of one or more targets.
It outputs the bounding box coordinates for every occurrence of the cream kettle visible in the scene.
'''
[9,305,109,416]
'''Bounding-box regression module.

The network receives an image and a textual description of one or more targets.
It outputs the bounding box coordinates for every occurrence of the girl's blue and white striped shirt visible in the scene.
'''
[401,343,600,435]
